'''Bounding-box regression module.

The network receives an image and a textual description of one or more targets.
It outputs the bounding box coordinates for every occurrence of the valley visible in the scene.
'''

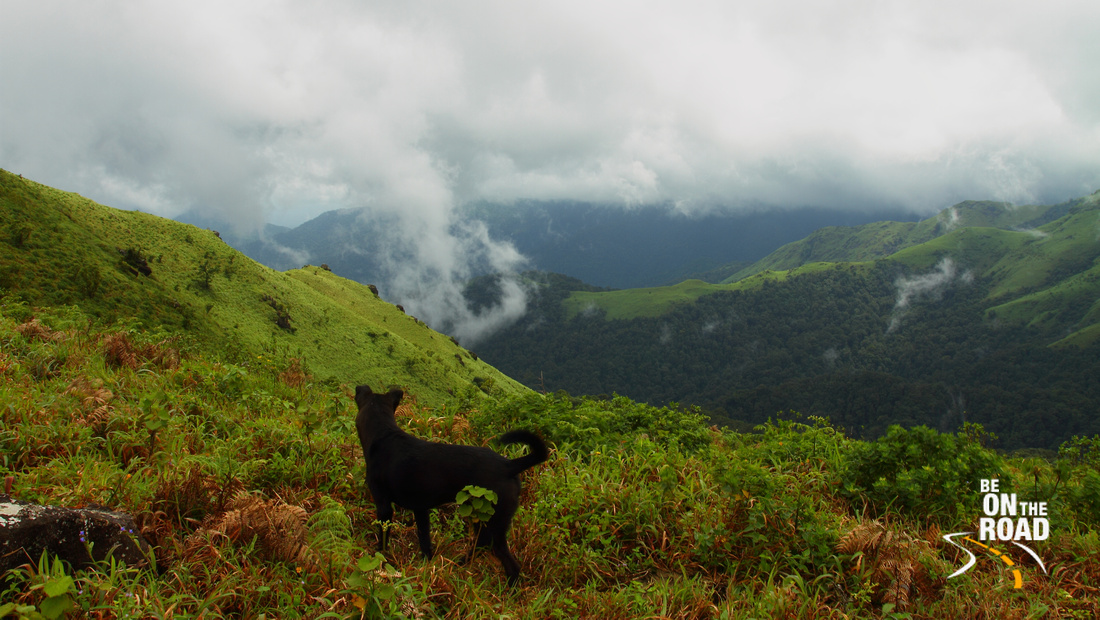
[2,170,1099,617]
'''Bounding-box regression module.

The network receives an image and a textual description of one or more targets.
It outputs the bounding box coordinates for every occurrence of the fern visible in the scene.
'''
[184,492,318,569]
[837,520,930,611]
[307,496,356,582]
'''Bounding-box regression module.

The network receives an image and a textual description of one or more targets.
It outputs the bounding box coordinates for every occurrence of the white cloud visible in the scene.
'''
[5,0,1098,225]
[3,0,1098,333]
[887,257,974,333]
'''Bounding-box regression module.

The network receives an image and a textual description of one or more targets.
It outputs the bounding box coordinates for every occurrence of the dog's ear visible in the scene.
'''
[354,385,374,410]
[386,388,404,408]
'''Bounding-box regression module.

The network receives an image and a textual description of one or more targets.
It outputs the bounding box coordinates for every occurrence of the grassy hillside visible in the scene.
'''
[562,264,850,321]
[0,169,528,404]
[566,193,1100,344]
[2,306,1098,618]
[722,198,1085,283]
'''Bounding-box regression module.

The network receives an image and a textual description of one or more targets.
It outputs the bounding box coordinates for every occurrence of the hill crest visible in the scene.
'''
[0,169,528,404]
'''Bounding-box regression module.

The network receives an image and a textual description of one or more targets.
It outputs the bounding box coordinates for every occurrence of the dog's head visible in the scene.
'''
[354,385,404,419]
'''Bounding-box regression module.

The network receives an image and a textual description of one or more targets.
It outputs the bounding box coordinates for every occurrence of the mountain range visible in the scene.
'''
[183,201,920,289]
[468,193,1100,450]
[5,168,1098,450]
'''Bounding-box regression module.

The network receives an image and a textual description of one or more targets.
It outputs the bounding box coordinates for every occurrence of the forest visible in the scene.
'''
[471,266,1100,452]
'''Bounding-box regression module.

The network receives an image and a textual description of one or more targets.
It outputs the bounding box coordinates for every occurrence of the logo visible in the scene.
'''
[943,478,1048,588]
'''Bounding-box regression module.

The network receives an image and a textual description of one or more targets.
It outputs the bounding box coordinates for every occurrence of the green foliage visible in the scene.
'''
[839,424,1002,520]
[324,552,426,619]
[7,221,34,248]
[470,392,712,455]
[2,172,1099,617]
[455,485,498,523]
[1067,470,1100,526]
[0,555,78,620]
[0,309,1097,618]
[1059,434,1100,469]
[478,250,1100,451]
[72,263,102,298]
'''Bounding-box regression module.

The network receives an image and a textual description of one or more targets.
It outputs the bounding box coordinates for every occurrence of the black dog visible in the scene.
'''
[354,385,548,584]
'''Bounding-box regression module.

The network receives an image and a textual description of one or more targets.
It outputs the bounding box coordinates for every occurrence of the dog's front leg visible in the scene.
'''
[375,501,394,552]
[413,509,433,559]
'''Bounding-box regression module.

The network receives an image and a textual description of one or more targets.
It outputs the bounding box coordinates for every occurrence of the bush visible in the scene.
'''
[469,392,712,456]
[838,424,1002,521]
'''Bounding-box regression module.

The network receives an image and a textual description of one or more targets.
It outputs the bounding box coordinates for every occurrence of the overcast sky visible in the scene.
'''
[4,0,1099,231]
[7,1,1097,338]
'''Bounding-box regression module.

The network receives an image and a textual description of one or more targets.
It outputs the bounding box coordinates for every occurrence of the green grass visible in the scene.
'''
[563,263,871,321]
[565,279,726,320]
[562,270,802,321]
[722,198,1084,285]
[0,169,528,405]
[2,308,1098,618]
[723,220,926,283]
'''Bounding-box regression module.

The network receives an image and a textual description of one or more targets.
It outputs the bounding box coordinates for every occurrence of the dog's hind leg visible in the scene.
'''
[489,492,522,585]
[413,508,434,559]
[491,527,521,585]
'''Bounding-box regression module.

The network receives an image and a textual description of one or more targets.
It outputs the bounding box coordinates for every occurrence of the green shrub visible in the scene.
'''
[1067,470,1100,526]
[838,424,1003,521]
[470,392,711,456]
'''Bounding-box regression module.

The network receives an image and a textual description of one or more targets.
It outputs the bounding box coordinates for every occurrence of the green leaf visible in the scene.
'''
[42,575,74,598]
[357,553,383,572]
[375,583,396,600]
[40,594,74,620]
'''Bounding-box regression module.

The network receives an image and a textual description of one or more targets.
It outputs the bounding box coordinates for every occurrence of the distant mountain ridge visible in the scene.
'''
[469,191,1100,450]
[723,198,1083,282]
[546,193,1100,345]
[188,201,921,290]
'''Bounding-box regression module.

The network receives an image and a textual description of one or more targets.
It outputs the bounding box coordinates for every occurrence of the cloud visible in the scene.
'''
[370,215,530,345]
[887,257,973,333]
[5,0,1100,225]
[3,0,1099,336]
[659,324,673,345]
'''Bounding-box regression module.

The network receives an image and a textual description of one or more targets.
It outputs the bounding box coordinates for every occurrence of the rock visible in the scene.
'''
[0,495,152,573]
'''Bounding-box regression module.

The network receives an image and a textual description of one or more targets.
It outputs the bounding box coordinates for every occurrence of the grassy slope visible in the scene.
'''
[2,173,1099,618]
[2,310,1098,618]
[562,269,811,321]
[723,200,1056,283]
[564,194,1100,344]
[0,169,528,404]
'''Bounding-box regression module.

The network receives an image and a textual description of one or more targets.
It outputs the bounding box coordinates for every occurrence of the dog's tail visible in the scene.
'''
[499,430,549,476]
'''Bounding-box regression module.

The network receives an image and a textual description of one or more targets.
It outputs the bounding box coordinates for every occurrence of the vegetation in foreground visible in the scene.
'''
[2,303,1099,619]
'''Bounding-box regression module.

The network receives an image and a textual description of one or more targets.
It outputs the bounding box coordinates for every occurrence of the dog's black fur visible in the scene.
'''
[354,385,548,584]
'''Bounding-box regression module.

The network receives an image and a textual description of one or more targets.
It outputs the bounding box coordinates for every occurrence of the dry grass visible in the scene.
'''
[836,519,944,611]
[100,331,180,370]
[184,493,318,569]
